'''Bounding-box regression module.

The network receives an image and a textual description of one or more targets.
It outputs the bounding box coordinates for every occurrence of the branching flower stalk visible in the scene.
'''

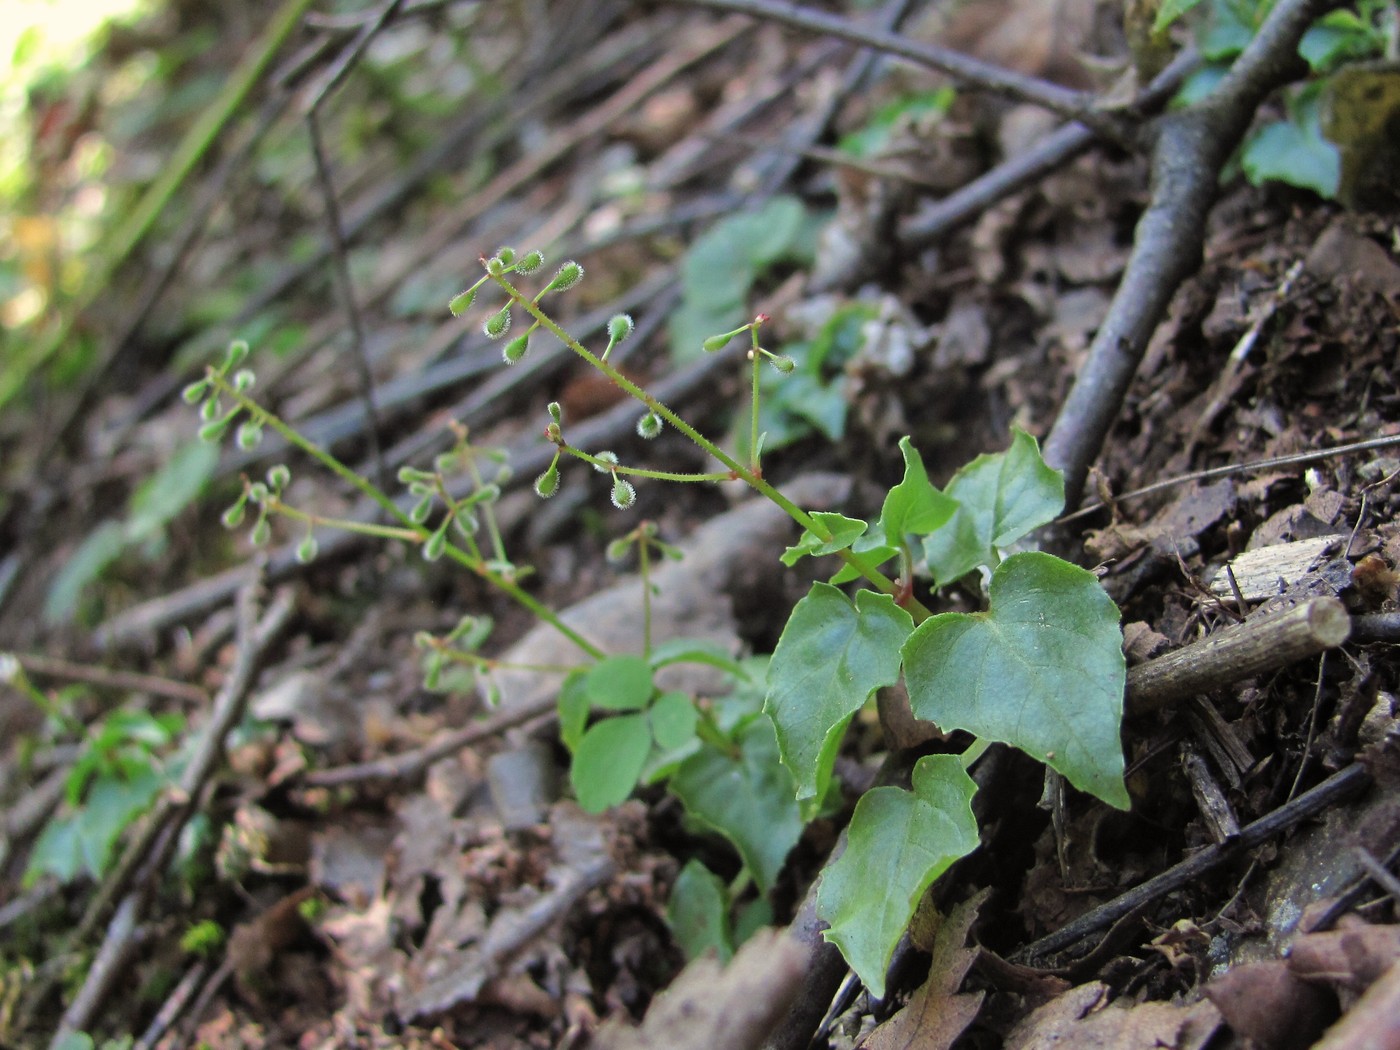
[188,345,604,661]
[483,267,930,619]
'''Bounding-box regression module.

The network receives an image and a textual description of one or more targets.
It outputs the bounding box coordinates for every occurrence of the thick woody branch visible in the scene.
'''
[1043,0,1348,509]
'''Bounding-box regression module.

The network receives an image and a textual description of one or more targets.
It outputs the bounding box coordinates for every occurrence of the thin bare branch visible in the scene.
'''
[672,0,1110,130]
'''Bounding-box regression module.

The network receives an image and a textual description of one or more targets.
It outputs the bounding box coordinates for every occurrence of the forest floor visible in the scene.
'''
[2,0,1400,1047]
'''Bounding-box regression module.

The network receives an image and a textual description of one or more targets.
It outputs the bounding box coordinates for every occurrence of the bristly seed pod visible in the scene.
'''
[516,249,544,274]
[223,340,250,370]
[484,306,512,339]
[267,464,291,490]
[611,476,637,510]
[449,288,476,316]
[548,261,584,292]
[592,451,619,473]
[607,313,635,343]
[534,460,561,498]
[297,533,319,564]
[422,522,448,561]
[502,334,530,364]
[636,411,663,439]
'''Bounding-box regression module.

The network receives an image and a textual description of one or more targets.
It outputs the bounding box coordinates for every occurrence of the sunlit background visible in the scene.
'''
[1,0,151,330]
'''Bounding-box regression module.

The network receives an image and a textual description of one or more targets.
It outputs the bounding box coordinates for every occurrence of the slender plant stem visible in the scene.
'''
[566,448,731,483]
[750,343,762,473]
[640,535,653,658]
[266,500,419,542]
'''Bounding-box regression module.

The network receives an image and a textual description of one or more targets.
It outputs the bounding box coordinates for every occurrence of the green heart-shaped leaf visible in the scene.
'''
[766,584,913,800]
[920,428,1064,586]
[670,716,803,893]
[817,755,980,999]
[902,552,1127,808]
[877,436,958,546]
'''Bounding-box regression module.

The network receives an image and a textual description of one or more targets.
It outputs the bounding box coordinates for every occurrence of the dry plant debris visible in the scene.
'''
[1,0,1399,1047]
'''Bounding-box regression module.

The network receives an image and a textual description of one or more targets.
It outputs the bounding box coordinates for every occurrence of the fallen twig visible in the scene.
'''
[49,581,293,1045]
[674,0,1111,131]
[1126,597,1352,715]
[1014,762,1372,965]
[900,47,1199,247]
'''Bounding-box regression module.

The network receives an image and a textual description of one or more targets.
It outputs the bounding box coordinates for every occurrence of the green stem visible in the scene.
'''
[564,448,730,484]
[491,276,931,618]
[467,456,509,564]
[960,737,991,770]
[640,534,653,659]
[268,501,419,542]
[749,342,762,474]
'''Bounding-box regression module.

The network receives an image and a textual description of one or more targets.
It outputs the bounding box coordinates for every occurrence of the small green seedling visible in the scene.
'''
[185,233,1128,995]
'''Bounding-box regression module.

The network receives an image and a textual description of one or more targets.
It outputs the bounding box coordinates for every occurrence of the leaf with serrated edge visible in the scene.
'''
[817,755,979,999]
[781,511,868,566]
[903,552,1128,808]
[878,436,958,546]
[766,584,913,800]
[670,716,803,893]
[921,428,1064,587]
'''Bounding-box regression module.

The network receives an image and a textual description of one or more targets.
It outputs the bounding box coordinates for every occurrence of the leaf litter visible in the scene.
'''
[4,0,1400,1047]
